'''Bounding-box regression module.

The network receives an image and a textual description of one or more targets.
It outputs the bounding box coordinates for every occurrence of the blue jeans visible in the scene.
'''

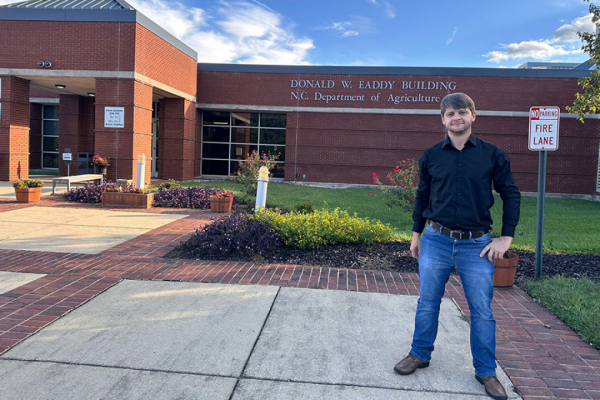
[410,224,497,377]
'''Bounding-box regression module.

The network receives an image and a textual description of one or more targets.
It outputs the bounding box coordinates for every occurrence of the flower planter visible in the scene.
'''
[94,164,110,175]
[102,192,154,209]
[210,196,233,212]
[493,251,519,288]
[15,187,42,203]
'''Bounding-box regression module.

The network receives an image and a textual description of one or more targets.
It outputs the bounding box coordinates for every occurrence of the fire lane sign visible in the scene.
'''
[529,106,560,151]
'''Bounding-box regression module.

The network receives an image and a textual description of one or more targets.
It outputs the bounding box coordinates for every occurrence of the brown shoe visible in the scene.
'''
[393,354,430,375]
[476,375,508,400]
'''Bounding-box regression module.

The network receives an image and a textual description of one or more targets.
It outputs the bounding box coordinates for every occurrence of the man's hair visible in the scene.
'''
[440,93,476,115]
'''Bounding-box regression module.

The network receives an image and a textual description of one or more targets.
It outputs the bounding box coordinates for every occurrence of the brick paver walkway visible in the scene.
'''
[0,196,598,399]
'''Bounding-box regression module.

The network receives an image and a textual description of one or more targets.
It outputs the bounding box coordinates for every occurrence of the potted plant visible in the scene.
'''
[13,179,44,203]
[493,251,519,288]
[93,155,110,175]
[102,186,154,209]
[210,191,234,212]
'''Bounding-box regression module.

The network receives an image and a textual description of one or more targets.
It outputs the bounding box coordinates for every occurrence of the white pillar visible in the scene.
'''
[136,153,147,189]
[255,166,269,212]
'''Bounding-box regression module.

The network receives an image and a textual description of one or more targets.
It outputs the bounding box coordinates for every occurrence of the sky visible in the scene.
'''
[1,0,596,67]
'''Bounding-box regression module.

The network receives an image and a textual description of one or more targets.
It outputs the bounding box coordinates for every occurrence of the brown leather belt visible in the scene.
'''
[428,221,489,240]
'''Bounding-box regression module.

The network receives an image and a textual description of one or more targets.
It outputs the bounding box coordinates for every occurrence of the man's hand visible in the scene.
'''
[410,232,422,259]
[480,236,512,263]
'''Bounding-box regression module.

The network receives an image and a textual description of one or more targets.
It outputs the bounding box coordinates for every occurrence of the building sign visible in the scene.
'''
[529,106,560,151]
[290,78,457,105]
[104,107,124,128]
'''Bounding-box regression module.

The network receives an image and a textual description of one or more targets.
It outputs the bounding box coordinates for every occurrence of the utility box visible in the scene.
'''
[77,153,94,174]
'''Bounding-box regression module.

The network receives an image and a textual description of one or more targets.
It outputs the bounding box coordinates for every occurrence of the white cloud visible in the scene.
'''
[485,41,580,63]
[446,27,458,46]
[365,0,395,19]
[383,1,395,19]
[318,21,360,38]
[551,14,594,42]
[127,0,313,64]
[484,14,594,63]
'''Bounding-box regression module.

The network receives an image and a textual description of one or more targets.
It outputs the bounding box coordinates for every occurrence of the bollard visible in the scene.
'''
[255,166,269,212]
[136,153,146,189]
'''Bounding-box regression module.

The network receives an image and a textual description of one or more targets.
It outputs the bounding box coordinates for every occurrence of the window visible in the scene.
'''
[42,105,59,169]
[201,111,286,178]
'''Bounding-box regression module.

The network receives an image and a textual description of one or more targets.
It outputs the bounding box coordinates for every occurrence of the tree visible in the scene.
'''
[566,1,600,122]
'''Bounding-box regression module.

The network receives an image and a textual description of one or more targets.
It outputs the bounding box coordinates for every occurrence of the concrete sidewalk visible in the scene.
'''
[0,277,519,399]
[0,200,598,399]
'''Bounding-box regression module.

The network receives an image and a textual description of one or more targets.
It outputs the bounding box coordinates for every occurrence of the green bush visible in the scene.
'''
[155,179,181,191]
[13,179,44,189]
[252,208,394,250]
[294,201,315,214]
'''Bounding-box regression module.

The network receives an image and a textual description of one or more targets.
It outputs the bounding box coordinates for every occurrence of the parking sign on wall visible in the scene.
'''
[529,106,560,151]
[104,107,124,128]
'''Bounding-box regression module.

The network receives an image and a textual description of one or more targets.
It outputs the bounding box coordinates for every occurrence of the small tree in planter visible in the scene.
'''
[13,179,44,203]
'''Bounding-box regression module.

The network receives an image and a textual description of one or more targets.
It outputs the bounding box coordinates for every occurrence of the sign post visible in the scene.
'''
[528,106,560,280]
[63,148,72,177]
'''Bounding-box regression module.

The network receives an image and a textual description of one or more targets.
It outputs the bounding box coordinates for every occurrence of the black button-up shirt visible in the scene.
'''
[412,134,521,237]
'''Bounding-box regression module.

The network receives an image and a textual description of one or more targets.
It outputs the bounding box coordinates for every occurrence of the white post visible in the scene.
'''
[255,166,269,212]
[136,153,146,189]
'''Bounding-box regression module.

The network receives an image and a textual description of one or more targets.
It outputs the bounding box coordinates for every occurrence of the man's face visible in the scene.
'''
[441,106,476,135]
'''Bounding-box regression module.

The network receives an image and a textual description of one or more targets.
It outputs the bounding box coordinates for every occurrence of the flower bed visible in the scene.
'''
[153,187,239,209]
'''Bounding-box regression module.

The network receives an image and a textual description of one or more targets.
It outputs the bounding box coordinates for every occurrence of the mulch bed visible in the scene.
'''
[167,240,600,284]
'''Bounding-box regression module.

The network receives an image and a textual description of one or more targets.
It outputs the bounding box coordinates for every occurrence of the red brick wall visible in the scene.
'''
[94,79,152,185]
[157,98,196,180]
[197,72,583,112]
[29,104,42,170]
[0,76,30,180]
[198,71,600,195]
[56,95,96,175]
[0,21,135,71]
[135,25,197,97]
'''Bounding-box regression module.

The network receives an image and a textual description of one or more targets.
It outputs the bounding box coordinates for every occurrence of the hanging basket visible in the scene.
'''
[209,196,233,212]
[493,251,519,288]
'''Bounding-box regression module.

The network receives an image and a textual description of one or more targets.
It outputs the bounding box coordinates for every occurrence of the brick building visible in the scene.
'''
[1,0,599,196]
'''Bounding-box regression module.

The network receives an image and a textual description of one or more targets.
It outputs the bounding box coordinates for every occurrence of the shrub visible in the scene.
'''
[63,181,121,203]
[13,179,44,189]
[153,187,238,209]
[373,158,419,212]
[178,211,281,259]
[252,208,394,250]
[236,150,280,198]
[295,201,315,214]
[153,179,181,192]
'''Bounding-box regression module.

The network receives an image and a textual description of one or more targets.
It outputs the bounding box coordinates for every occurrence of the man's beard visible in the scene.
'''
[447,122,471,135]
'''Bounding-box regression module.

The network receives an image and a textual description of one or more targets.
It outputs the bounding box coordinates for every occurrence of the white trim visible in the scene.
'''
[30,97,60,104]
[0,69,195,102]
[0,68,135,79]
[196,103,600,119]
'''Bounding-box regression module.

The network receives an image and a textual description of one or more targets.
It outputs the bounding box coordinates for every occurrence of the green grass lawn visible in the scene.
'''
[182,180,600,255]
[522,276,600,350]
[29,169,58,176]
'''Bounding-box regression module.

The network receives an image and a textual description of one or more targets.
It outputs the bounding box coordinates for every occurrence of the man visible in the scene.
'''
[394,93,520,400]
